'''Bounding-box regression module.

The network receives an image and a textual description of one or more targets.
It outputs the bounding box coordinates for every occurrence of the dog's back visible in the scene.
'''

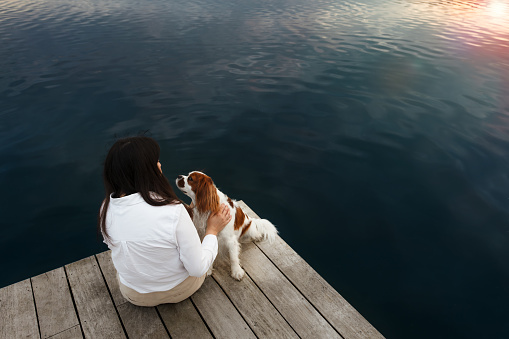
[176,170,278,280]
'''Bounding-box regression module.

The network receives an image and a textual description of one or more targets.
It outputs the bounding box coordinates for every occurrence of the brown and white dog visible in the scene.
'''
[176,171,278,280]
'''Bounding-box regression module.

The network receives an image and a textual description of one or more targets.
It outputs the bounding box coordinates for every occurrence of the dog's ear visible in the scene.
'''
[184,204,194,220]
[195,176,220,214]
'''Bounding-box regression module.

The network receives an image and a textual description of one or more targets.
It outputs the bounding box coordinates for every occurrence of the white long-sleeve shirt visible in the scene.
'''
[104,193,217,293]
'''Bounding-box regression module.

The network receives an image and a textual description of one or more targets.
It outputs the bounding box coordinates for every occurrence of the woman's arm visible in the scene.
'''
[205,204,231,236]
[175,204,231,277]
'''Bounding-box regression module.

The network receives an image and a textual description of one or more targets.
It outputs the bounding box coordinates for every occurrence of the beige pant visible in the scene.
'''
[118,274,206,307]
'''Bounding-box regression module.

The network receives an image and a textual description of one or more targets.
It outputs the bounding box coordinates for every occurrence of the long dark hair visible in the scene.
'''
[98,136,181,242]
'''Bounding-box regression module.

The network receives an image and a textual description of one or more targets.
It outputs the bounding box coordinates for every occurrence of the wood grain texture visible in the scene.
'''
[212,258,299,339]
[1,201,383,339]
[240,241,341,338]
[157,299,213,339]
[47,325,83,339]
[239,200,385,339]
[259,236,385,339]
[95,251,126,306]
[0,279,39,339]
[96,250,169,338]
[65,256,126,339]
[32,267,80,338]
[191,277,256,339]
[116,303,169,339]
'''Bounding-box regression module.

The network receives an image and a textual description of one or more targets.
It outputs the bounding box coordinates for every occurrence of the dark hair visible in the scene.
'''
[98,136,181,241]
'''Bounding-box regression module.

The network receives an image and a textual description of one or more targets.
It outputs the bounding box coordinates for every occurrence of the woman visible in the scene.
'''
[98,136,231,306]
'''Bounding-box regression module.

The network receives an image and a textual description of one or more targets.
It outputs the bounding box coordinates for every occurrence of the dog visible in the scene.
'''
[176,171,278,280]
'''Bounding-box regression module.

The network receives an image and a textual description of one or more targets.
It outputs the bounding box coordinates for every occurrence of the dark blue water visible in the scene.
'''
[1,0,509,337]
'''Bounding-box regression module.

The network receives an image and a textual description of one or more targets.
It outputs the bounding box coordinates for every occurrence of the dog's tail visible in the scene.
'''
[243,218,278,243]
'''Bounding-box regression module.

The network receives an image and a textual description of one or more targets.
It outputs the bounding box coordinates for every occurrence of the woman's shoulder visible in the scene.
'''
[155,200,184,212]
[128,194,183,215]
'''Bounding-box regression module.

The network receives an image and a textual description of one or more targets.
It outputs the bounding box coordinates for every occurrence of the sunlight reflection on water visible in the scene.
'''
[1,0,509,338]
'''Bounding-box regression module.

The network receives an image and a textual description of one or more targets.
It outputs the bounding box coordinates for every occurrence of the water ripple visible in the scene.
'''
[1,0,509,337]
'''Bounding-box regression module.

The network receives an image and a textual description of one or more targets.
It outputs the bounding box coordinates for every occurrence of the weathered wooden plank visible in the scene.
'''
[47,325,83,339]
[212,258,299,339]
[239,201,385,339]
[31,267,80,339]
[116,303,170,339]
[0,279,40,339]
[95,251,125,306]
[1,200,382,339]
[157,299,213,339]
[259,236,385,339]
[95,251,169,339]
[65,256,126,339]
[240,241,341,338]
[191,277,256,339]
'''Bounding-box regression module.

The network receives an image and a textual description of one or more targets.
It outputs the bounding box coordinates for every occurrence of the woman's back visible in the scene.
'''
[98,136,229,306]
[106,193,190,293]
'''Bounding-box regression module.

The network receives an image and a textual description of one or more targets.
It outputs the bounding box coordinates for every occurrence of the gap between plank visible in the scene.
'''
[63,266,86,339]
[253,242,345,339]
[29,278,42,339]
[210,275,259,339]
[154,306,173,339]
[94,255,129,338]
[240,200,345,338]
[242,269,302,339]
[189,296,216,339]
[46,325,81,339]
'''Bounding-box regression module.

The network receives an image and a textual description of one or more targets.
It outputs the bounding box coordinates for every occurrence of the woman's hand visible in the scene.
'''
[205,204,232,236]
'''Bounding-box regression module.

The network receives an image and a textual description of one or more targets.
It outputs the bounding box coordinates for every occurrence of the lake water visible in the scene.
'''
[1,0,509,337]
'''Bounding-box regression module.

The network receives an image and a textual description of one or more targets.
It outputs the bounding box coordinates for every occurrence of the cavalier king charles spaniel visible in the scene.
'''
[176,171,278,280]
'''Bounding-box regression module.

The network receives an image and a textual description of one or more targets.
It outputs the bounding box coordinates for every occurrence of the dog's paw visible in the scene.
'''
[206,267,214,276]
[231,267,245,281]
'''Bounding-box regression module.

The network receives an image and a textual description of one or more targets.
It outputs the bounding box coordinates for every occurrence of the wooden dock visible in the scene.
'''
[0,202,384,339]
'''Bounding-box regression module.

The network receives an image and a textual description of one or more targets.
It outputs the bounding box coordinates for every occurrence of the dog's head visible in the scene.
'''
[176,171,220,214]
